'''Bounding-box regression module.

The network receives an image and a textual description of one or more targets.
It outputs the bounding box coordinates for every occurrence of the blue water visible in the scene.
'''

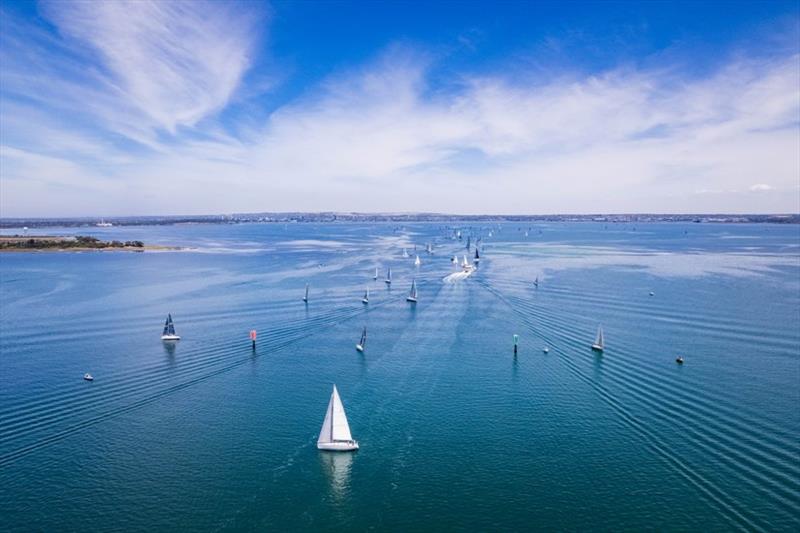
[1,222,798,531]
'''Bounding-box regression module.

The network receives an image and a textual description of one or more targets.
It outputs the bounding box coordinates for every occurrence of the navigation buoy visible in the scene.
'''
[250,330,257,350]
[513,334,519,355]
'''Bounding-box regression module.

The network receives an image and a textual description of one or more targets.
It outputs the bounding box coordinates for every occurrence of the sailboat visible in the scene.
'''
[591,325,605,352]
[414,255,421,267]
[83,373,94,381]
[533,276,539,287]
[362,288,369,304]
[451,255,458,264]
[356,327,366,352]
[373,267,378,280]
[402,248,409,258]
[406,279,418,303]
[303,283,309,303]
[317,385,359,451]
[474,248,480,263]
[385,267,392,285]
[426,243,433,254]
[161,314,180,341]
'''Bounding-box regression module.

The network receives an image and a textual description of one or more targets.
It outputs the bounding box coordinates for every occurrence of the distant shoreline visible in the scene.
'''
[1,212,798,228]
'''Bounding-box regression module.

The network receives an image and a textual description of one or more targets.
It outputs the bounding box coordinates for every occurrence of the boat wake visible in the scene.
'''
[443,271,473,283]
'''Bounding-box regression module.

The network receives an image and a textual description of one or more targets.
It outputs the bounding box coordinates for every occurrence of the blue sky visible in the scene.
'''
[1,0,798,216]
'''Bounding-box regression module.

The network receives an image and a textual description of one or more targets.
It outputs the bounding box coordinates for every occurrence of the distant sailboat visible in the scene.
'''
[533,277,539,288]
[474,248,480,263]
[356,327,366,352]
[414,255,421,267]
[402,248,409,258]
[161,314,180,341]
[373,267,378,280]
[303,283,309,303]
[407,279,418,303]
[83,373,94,381]
[451,255,458,264]
[317,385,359,451]
[362,287,369,304]
[426,243,433,254]
[385,267,392,285]
[591,325,605,352]
[466,236,471,250]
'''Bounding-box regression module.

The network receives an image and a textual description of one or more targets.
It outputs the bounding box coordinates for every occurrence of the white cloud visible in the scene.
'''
[0,7,798,216]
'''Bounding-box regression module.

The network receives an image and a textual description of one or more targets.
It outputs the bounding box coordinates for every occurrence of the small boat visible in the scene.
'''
[402,248,409,258]
[649,291,654,296]
[461,255,474,272]
[161,313,180,341]
[355,327,366,352]
[373,267,378,280]
[83,373,94,381]
[543,347,549,354]
[414,255,421,267]
[451,255,458,264]
[407,279,418,303]
[303,283,309,303]
[591,325,604,352]
[474,248,480,263]
[533,276,539,288]
[676,356,684,364]
[385,267,392,285]
[426,243,433,254]
[362,288,369,304]
[317,385,359,451]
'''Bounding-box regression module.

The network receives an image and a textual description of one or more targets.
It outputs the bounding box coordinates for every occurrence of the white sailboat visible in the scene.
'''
[362,287,369,304]
[385,267,392,285]
[373,267,378,280]
[414,255,421,267]
[461,255,474,272]
[83,373,94,381]
[402,248,409,258]
[356,327,366,352]
[303,283,309,303]
[591,325,605,352]
[161,314,180,341]
[317,385,359,451]
[406,279,418,303]
[451,255,458,264]
[426,243,433,254]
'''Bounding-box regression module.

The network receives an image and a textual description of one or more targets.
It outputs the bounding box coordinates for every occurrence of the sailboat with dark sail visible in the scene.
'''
[303,283,309,303]
[356,327,366,352]
[407,279,418,303]
[161,314,180,341]
[385,267,392,285]
[362,287,369,304]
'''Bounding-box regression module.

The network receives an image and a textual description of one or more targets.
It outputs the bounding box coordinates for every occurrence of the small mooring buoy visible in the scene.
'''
[513,334,519,355]
[250,329,257,350]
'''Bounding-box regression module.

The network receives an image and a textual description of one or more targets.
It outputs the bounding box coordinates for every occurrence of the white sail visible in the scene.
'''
[414,255,421,266]
[318,385,353,445]
[595,326,604,347]
[402,248,409,258]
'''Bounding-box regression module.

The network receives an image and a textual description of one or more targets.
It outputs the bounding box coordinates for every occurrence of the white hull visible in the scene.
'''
[161,335,181,341]
[591,344,604,352]
[318,440,359,452]
[355,344,364,352]
[362,299,369,304]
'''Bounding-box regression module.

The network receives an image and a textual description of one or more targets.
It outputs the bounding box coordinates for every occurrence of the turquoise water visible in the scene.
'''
[1,222,798,531]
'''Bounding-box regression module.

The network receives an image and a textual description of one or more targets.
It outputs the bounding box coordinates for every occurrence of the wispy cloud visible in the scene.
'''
[0,4,797,216]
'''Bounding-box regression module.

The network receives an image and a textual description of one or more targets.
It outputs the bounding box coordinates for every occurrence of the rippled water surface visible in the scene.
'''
[1,222,799,531]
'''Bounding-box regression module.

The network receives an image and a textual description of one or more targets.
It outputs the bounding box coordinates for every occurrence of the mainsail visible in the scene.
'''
[318,385,353,445]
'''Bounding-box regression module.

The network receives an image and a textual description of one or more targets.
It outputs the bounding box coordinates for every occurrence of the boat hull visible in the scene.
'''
[361,299,369,304]
[318,440,359,452]
[355,344,364,352]
[161,335,181,341]
[591,344,603,352]
[406,297,417,303]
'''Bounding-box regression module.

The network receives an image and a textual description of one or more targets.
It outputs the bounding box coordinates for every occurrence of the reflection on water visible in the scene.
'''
[319,451,353,502]
[162,341,176,359]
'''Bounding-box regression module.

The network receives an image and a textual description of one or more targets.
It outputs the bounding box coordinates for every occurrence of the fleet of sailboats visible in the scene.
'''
[161,314,180,341]
[317,385,359,451]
